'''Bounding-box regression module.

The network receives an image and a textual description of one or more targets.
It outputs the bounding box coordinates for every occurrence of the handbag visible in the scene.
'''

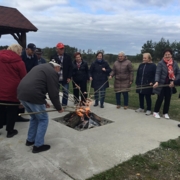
[172,87,177,94]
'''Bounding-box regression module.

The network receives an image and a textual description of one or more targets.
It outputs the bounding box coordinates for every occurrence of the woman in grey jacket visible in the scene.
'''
[153,49,180,119]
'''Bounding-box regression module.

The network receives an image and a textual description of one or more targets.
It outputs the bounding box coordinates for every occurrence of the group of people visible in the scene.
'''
[0,41,180,153]
[135,49,180,119]
[0,43,63,153]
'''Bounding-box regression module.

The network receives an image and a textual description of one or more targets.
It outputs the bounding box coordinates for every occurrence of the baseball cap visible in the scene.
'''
[49,59,60,67]
[35,48,42,54]
[27,43,36,51]
[56,43,64,49]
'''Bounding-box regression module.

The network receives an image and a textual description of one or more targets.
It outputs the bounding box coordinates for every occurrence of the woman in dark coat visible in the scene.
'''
[0,44,27,137]
[72,52,89,104]
[153,48,180,119]
[89,52,111,108]
[135,53,156,115]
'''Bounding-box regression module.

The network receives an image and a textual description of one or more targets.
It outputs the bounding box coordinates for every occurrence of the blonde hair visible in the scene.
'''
[7,44,22,55]
[143,53,152,61]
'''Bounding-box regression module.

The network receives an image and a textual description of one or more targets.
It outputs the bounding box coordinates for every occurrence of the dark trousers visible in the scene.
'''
[0,101,19,132]
[139,93,152,111]
[59,82,69,106]
[73,80,87,103]
[154,87,171,114]
[116,92,128,106]
[94,87,106,105]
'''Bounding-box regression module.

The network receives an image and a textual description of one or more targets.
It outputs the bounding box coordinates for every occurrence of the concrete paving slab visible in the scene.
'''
[0,101,180,180]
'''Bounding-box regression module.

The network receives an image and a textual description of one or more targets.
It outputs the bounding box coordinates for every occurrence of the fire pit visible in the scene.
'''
[53,99,113,131]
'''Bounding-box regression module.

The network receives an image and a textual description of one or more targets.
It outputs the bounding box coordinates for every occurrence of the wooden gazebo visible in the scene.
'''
[0,6,38,48]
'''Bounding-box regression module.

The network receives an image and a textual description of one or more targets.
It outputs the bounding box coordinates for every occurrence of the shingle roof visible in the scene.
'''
[0,6,38,34]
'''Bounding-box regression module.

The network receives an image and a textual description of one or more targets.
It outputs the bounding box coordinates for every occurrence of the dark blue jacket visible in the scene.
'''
[90,60,111,90]
[136,63,156,94]
[21,51,38,72]
[38,57,46,64]
[72,60,89,82]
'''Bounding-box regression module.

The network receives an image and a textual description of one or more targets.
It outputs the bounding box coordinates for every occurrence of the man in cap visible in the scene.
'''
[17,61,64,153]
[21,43,38,72]
[17,43,39,122]
[35,48,46,64]
[50,42,72,106]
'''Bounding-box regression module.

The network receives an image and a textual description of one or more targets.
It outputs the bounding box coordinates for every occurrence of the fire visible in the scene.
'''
[75,98,93,118]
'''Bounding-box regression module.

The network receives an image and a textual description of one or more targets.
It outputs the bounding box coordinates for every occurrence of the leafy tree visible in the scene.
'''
[141,40,155,59]
[154,38,170,61]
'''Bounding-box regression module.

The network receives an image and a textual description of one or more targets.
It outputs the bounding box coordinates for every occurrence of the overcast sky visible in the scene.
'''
[0,0,180,55]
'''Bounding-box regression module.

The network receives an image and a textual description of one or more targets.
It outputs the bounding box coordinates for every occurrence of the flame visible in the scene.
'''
[75,98,93,118]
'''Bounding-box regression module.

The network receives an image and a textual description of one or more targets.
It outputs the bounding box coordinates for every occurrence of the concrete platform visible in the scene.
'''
[0,101,180,180]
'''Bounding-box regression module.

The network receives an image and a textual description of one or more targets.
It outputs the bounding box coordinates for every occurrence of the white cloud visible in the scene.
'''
[1,0,180,55]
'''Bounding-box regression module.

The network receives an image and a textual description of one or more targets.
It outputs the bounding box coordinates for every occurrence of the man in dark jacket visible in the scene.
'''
[17,61,64,153]
[50,42,72,106]
[35,48,46,64]
[17,43,38,122]
[21,43,38,72]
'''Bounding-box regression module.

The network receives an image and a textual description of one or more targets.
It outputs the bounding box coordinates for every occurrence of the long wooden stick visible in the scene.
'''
[18,106,76,116]
[88,81,92,98]
[18,109,57,116]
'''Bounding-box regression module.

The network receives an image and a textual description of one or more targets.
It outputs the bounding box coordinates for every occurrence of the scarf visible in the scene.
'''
[163,58,175,80]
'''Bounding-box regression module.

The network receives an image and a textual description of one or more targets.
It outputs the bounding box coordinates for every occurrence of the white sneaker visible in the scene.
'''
[135,108,144,112]
[145,110,151,115]
[153,112,160,119]
[163,114,170,119]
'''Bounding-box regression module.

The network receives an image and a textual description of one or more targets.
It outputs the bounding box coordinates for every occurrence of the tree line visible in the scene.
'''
[1,37,180,64]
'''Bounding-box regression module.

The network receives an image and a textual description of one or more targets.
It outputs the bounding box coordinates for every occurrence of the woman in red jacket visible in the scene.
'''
[0,44,27,138]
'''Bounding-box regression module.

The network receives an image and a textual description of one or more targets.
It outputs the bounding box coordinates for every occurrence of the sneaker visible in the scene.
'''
[145,110,151,115]
[116,105,120,109]
[32,144,51,153]
[135,108,144,112]
[26,140,35,146]
[7,129,18,138]
[124,106,128,110]
[163,114,170,119]
[93,103,98,107]
[153,112,160,119]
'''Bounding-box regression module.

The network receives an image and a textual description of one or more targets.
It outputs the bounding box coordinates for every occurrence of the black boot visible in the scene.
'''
[26,140,35,146]
[94,100,98,107]
[100,104,104,108]
[32,145,51,153]
[7,129,18,138]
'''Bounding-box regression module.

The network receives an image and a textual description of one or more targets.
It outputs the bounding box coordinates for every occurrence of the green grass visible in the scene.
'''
[87,138,180,180]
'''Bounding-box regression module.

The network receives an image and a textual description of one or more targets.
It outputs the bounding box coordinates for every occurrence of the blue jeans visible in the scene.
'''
[94,87,106,105]
[59,82,69,106]
[116,92,128,106]
[20,100,48,147]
